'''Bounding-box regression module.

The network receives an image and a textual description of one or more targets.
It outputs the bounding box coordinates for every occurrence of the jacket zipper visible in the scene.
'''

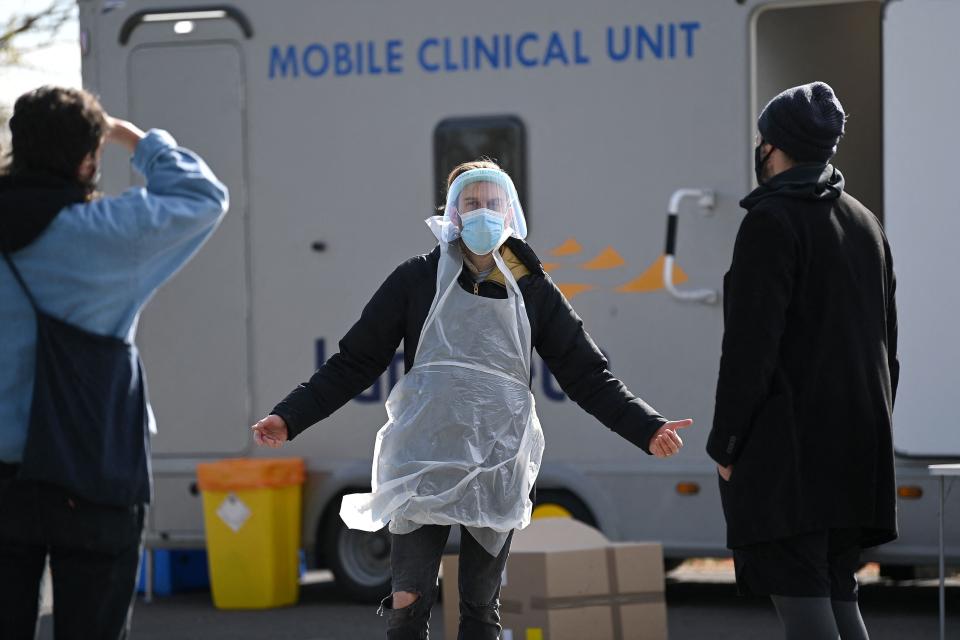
[473,282,479,295]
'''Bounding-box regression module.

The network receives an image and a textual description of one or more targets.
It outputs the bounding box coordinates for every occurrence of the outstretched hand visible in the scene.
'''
[649,419,693,458]
[251,414,289,449]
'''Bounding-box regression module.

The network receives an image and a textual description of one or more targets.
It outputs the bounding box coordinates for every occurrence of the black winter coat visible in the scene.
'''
[707,164,899,550]
[272,237,667,453]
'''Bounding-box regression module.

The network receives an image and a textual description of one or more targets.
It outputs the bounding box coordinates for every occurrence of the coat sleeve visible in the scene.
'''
[76,130,230,300]
[887,260,900,407]
[706,208,798,467]
[270,263,409,440]
[532,274,667,454]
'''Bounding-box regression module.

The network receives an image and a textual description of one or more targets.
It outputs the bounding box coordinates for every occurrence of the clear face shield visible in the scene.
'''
[440,168,527,255]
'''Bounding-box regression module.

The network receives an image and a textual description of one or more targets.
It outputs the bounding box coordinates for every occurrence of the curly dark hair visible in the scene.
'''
[6,86,107,182]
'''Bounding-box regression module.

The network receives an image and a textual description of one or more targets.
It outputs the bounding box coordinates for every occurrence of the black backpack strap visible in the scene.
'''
[1,252,39,310]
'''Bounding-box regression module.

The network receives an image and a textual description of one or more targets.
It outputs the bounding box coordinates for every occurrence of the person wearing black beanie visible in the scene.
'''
[759,81,846,165]
[708,81,899,640]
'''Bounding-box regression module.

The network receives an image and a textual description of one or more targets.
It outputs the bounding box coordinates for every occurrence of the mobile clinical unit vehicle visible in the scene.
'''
[78,0,960,599]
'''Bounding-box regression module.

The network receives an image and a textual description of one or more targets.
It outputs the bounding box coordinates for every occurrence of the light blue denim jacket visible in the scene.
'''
[0,129,229,462]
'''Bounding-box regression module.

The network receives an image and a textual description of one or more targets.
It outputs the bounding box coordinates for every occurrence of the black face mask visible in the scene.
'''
[754,142,775,185]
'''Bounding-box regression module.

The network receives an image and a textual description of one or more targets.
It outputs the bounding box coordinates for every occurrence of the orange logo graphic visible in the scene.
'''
[543,237,688,300]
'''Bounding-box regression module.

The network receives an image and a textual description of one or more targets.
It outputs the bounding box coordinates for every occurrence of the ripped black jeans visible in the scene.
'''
[382,525,513,640]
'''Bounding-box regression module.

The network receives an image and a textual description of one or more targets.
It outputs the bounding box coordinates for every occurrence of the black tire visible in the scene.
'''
[532,489,598,527]
[322,488,598,602]
[321,505,392,603]
[663,558,684,573]
[879,564,916,581]
[534,489,683,573]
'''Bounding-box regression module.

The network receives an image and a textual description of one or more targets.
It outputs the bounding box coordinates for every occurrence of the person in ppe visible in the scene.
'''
[252,160,692,640]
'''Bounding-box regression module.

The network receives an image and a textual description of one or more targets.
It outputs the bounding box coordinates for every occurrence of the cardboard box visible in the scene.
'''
[442,519,667,640]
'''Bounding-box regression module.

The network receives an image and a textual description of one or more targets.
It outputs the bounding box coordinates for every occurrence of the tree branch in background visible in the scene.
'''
[0,0,77,66]
[0,103,11,170]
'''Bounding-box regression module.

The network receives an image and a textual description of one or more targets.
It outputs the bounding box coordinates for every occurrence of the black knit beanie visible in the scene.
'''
[758,81,846,163]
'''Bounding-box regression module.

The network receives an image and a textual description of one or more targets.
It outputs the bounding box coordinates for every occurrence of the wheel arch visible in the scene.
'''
[535,462,622,538]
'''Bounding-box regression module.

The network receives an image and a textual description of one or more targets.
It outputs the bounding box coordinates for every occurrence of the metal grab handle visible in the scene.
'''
[119,6,254,44]
[663,188,719,305]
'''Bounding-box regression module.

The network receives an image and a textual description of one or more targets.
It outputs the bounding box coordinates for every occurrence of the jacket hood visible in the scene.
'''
[0,173,87,253]
[740,163,845,211]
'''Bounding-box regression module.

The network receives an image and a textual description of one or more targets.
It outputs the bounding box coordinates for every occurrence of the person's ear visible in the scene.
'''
[77,151,96,182]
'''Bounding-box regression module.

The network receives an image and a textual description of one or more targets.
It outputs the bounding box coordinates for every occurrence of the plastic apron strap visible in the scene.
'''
[415,240,464,360]
[491,248,531,374]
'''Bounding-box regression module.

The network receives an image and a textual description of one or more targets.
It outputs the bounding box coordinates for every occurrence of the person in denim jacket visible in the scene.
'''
[0,86,228,639]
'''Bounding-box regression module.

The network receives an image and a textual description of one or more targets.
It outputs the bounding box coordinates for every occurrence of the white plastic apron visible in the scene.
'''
[341,223,545,556]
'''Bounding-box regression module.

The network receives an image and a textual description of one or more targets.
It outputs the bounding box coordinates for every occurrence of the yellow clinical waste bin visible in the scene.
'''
[196,457,305,609]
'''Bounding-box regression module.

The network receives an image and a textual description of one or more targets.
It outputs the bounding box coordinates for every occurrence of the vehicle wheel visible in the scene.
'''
[322,511,392,603]
[534,489,683,573]
[663,558,684,573]
[532,489,597,527]
[879,564,916,581]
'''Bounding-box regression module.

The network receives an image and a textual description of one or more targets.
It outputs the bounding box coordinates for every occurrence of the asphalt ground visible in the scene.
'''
[34,561,960,639]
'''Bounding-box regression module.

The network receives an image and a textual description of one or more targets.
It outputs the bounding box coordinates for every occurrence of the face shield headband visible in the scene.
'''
[443,168,527,241]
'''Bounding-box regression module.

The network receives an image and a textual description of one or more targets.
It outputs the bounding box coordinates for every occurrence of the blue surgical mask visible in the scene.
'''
[459,208,506,255]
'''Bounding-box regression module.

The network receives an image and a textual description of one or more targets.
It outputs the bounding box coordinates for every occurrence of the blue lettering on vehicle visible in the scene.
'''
[268,22,700,80]
[302,43,328,77]
[418,38,440,73]
[269,45,299,78]
[386,39,404,74]
[516,32,540,67]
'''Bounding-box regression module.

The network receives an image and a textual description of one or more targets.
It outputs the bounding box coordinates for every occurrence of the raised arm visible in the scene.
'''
[531,274,690,455]
[259,264,410,443]
[78,118,229,297]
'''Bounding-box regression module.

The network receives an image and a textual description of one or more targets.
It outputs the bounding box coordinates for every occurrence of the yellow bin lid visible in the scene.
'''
[196,458,305,492]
